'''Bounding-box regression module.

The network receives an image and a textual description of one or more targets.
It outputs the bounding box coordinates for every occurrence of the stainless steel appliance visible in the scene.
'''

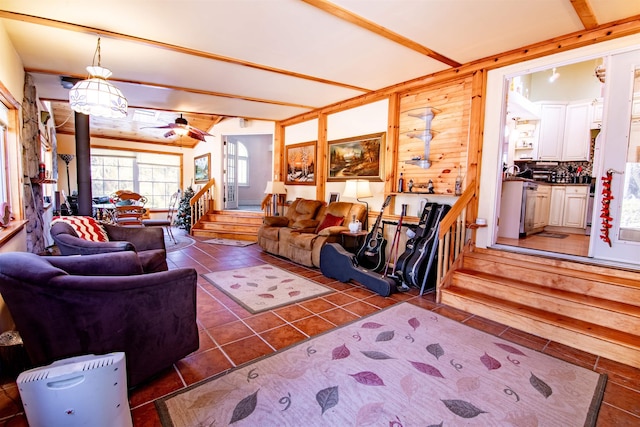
[520,181,538,236]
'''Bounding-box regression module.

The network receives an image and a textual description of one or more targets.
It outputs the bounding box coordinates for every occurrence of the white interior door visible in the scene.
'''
[224,137,238,210]
[591,49,640,264]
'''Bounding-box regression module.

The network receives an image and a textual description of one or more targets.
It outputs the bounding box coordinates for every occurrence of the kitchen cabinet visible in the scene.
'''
[537,103,565,160]
[562,185,589,228]
[536,101,591,161]
[533,184,551,229]
[548,185,588,228]
[548,186,566,226]
[590,97,603,129]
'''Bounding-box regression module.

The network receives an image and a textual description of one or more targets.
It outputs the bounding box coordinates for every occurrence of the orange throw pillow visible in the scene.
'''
[315,213,344,233]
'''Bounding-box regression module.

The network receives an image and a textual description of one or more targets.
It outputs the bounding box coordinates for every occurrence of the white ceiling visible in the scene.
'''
[1,0,640,131]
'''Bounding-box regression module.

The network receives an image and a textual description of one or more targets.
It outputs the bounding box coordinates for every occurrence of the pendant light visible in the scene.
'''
[68,37,128,118]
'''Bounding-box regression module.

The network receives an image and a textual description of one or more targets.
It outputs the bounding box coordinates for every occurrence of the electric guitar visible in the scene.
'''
[356,195,393,272]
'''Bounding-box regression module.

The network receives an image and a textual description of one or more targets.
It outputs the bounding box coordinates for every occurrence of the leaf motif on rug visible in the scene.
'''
[361,350,394,360]
[408,317,420,331]
[441,399,487,418]
[316,386,339,415]
[375,330,394,341]
[409,361,445,378]
[480,352,502,370]
[361,322,384,329]
[349,371,385,386]
[332,344,350,360]
[355,402,385,426]
[427,343,444,360]
[229,390,259,423]
[530,372,553,398]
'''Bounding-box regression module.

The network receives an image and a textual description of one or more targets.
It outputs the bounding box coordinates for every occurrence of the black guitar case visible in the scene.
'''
[401,203,451,290]
[394,202,438,284]
[320,243,396,297]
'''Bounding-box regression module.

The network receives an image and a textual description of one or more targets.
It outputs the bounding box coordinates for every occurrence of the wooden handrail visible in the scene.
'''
[189,178,215,233]
[438,179,476,240]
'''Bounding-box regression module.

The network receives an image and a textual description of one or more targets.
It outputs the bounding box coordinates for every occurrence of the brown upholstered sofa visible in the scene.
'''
[257,198,367,267]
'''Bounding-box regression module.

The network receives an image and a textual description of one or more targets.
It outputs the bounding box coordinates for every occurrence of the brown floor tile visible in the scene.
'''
[543,340,598,370]
[433,305,473,322]
[408,295,440,310]
[260,324,308,350]
[462,315,509,337]
[244,311,286,333]
[129,368,184,408]
[193,328,217,354]
[603,381,640,417]
[596,402,640,427]
[362,294,399,309]
[498,327,549,352]
[344,287,376,299]
[131,401,161,427]
[324,281,357,291]
[300,297,337,314]
[196,308,239,329]
[207,320,254,345]
[274,304,314,322]
[176,348,234,386]
[343,300,379,317]
[293,315,335,336]
[0,384,22,419]
[0,414,28,426]
[323,292,358,306]
[596,357,640,392]
[320,307,360,326]
[222,335,274,366]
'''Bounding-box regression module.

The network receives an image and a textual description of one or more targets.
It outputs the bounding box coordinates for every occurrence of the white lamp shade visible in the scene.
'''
[343,179,372,199]
[69,66,128,118]
[264,181,287,194]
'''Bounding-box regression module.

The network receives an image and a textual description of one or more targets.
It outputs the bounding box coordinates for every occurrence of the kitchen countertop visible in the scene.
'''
[503,178,590,186]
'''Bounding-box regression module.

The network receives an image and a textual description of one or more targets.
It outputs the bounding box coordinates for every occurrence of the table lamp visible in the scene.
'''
[264,181,287,216]
[343,179,372,231]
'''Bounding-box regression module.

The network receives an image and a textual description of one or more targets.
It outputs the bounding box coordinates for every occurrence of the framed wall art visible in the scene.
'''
[285,141,316,185]
[327,132,385,181]
[194,153,210,183]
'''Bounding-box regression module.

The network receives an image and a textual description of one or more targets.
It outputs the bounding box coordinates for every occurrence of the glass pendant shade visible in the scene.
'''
[69,66,128,118]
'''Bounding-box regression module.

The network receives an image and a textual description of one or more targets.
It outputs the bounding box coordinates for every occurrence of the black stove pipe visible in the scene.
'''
[74,112,93,216]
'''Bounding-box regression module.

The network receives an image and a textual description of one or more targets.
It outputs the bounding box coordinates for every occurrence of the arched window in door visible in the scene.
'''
[238,142,249,186]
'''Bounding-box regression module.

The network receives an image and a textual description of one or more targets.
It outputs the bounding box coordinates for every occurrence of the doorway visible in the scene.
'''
[222,134,272,211]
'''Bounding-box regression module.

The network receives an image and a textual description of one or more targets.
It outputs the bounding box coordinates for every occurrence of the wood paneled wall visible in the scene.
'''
[397,77,473,195]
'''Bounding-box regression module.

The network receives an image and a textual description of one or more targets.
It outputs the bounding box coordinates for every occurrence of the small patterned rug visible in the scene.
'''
[202,265,331,313]
[537,232,569,239]
[156,302,606,426]
[203,238,256,247]
[165,231,195,252]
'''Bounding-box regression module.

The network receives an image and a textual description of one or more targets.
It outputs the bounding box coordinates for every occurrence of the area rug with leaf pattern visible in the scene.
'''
[202,264,332,314]
[156,302,606,426]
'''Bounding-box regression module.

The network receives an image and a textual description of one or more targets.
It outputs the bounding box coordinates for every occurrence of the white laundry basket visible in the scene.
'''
[17,352,132,427]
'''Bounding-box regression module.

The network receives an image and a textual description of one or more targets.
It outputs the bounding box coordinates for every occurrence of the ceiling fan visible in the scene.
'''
[144,114,213,142]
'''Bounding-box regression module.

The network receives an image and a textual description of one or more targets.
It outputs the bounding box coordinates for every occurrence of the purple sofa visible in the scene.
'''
[0,251,198,387]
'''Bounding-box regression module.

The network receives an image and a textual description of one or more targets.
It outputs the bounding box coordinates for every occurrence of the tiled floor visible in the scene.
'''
[1,232,639,426]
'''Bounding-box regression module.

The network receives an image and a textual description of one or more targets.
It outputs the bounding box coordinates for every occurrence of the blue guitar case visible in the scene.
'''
[320,243,396,297]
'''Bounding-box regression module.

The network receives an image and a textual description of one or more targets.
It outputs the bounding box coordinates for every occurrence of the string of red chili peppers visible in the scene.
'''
[600,170,614,247]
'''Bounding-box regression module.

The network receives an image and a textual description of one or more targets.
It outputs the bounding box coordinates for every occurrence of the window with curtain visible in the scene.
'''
[91,149,181,208]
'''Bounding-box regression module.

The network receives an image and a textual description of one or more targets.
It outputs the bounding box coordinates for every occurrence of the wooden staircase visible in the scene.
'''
[190,210,263,241]
[440,246,640,367]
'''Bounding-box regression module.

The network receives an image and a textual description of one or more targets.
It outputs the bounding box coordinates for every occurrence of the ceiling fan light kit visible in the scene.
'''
[144,114,213,142]
[68,37,128,119]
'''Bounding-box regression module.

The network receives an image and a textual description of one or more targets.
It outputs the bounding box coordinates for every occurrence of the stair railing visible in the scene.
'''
[436,179,476,302]
[190,178,215,233]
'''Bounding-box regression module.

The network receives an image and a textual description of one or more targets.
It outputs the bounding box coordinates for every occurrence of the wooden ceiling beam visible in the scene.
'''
[301,0,462,68]
[570,0,599,30]
[0,10,370,93]
[26,67,316,110]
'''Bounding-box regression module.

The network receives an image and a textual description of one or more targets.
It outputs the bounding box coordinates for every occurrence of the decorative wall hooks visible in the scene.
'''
[403,107,441,169]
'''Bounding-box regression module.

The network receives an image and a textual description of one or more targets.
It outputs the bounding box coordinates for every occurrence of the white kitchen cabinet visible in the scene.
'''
[537,103,565,160]
[533,184,551,229]
[563,102,591,161]
[536,101,590,161]
[562,185,589,228]
[590,98,603,129]
[548,186,566,226]
[548,185,588,228]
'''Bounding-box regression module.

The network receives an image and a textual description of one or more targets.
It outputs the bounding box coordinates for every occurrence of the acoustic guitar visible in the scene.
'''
[356,195,392,272]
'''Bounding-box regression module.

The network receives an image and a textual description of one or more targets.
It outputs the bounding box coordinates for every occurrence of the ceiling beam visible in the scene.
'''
[300,0,462,68]
[0,10,370,93]
[26,68,316,110]
[570,0,598,30]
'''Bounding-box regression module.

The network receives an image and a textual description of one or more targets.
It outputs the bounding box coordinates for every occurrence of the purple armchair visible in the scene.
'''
[0,251,198,387]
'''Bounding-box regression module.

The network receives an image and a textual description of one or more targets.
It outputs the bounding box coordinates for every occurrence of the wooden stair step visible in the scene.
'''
[440,286,640,367]
[452,269,640,334]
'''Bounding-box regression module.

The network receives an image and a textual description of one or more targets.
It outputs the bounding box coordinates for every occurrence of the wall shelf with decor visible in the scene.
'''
[402,107,441,169]
[30,178,57,185]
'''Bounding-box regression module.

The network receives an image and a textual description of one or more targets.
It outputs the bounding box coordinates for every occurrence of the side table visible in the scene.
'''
[340,230,369,253]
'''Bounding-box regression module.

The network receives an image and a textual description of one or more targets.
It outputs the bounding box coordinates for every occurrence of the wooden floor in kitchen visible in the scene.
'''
[497,231,590,257]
